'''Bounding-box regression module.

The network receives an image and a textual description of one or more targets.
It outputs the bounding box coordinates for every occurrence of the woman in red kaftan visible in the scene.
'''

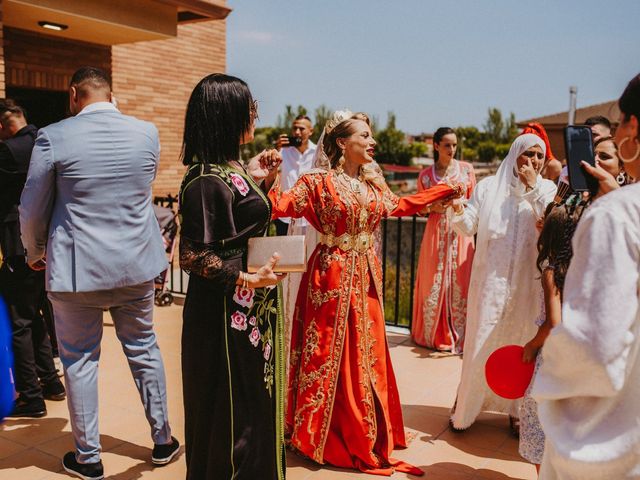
[268,111,461,476]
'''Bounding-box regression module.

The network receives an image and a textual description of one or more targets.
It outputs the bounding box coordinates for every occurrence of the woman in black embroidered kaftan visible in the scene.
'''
[178,74,285,480]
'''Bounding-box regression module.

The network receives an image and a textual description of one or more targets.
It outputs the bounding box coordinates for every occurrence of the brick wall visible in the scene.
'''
[4,27,111,90]
[112,20,226,196]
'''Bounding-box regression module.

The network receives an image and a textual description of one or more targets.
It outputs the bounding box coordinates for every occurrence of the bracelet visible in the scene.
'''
[239,272,250,289]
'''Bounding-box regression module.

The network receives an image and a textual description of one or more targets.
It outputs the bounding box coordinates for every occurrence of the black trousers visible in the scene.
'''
[0,258,57,402]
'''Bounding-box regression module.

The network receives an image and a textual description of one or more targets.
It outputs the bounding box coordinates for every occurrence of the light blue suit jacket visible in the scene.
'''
[19,103,167,292]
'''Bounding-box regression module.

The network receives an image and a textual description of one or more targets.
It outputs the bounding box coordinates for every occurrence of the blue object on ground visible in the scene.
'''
[0,296,14,420]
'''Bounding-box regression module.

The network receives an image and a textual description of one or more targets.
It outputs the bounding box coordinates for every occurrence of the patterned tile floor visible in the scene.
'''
[0,304,536,480]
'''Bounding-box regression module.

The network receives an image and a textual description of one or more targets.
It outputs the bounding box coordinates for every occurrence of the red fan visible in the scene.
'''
[485,345,536,400]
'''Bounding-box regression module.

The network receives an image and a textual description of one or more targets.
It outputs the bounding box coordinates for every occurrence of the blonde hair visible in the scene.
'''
[323,112,385,187]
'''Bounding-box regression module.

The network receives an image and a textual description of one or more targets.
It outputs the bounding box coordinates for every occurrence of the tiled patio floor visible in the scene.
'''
[0,304,536,480]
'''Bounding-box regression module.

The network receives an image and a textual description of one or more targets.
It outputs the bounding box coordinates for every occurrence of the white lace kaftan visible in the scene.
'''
[449,134,556,429]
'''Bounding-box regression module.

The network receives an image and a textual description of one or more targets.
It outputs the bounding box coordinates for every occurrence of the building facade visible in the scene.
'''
[0,0,230,195]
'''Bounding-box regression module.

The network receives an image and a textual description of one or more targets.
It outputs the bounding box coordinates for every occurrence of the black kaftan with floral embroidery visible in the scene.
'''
[179,162,285,480]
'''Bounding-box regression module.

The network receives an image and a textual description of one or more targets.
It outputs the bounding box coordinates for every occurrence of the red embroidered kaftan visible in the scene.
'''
[269,170,455,476]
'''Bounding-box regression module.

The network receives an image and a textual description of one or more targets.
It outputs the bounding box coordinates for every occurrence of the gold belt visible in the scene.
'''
[319,232,374,253]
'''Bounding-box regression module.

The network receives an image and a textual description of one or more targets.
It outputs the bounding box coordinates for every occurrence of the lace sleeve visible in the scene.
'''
[179,237,239,294]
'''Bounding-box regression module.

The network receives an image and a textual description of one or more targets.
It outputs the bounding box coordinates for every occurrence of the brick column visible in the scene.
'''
[112,20,226,196]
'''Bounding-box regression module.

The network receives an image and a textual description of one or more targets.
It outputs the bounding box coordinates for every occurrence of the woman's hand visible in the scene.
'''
[449,198,464,216]
[522,340,540,364]
[517,158,538,189]
[447,182,466,199]
[247,149,282,182]
[247,253,287,288]
[581,160,620,197]
[428,200,448,214]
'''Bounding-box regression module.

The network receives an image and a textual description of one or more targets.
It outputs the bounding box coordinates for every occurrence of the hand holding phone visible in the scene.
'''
[564,126,598,194]
[275,134,289,150]
[580,160,621,197]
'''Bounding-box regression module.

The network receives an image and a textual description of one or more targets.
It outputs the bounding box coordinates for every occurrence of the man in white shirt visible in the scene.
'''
[274,115,316,235]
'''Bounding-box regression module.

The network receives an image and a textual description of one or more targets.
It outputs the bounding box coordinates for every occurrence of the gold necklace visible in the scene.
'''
[340,172,364,194]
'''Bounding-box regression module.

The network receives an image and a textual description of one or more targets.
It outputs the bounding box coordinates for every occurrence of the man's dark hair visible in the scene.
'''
[70,67,111,97]
[0,98,25,118]
[294,114,312,123]
[181,73,254,165]
[584,115,611,130]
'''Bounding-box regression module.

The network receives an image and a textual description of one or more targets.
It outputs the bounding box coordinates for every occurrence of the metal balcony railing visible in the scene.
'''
[155,196,426,331]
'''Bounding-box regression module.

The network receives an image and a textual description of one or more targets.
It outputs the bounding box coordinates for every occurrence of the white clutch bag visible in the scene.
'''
[247,235,307,273]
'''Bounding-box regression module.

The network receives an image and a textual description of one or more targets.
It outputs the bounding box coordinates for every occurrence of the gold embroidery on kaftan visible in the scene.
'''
[309,288,341,308]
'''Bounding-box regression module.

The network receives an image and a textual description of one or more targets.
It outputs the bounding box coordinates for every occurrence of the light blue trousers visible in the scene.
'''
[49,280,172,464]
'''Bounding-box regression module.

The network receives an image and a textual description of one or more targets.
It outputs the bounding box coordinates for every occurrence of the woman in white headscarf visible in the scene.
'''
[448,133,557,432]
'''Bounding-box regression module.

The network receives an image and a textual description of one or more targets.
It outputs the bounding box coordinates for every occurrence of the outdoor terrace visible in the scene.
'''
[0,304,536,480]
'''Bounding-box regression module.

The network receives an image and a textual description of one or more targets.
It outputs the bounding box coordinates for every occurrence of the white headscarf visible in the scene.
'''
[476,133,546,245]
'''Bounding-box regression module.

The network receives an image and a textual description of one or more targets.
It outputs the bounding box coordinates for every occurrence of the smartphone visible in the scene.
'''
[287,136,302,147]
[564,125,598,193]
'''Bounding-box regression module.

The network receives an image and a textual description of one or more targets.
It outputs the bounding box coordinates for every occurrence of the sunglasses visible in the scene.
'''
[522,150,544,160]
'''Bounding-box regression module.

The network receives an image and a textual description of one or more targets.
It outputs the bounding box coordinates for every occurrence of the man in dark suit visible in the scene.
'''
[0,99,65,418]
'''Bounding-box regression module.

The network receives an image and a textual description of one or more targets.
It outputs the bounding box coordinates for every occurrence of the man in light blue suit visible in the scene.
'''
[19,67,179,480]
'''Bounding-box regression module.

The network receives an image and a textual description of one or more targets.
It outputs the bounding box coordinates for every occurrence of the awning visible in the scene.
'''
[3,0,231,45]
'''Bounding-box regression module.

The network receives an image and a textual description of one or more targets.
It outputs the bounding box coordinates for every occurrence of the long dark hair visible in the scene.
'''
[433,127,456,163]
[536,200,586,294]
[181,73,253,165]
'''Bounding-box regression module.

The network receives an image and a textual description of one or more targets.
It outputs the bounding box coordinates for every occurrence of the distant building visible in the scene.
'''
[517,100,619,160]
[407,132,434,158]
[0,0,230,195]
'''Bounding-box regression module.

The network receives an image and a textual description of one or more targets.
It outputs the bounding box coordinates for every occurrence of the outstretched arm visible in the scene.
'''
[384,183,460,217]
[268,173,324,234]
[450,177,488,237]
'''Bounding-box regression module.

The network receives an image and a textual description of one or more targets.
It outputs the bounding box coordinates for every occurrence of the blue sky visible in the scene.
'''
[226,0,639,134]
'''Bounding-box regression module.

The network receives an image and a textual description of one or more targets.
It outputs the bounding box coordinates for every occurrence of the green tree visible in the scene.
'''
[483,107,518,143]
[495,143,511,159]
[504,112,518,143]
[484,107,505,143]
[408,142,428,159]
[241,126,280,160]
[374,112,413,166]
[275,104,308,130]
[312,104,332,143]
[456,126,486,161]
[477,141,497,163]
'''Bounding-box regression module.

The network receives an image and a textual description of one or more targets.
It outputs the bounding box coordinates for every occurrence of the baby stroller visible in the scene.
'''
[153,203,178,306]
